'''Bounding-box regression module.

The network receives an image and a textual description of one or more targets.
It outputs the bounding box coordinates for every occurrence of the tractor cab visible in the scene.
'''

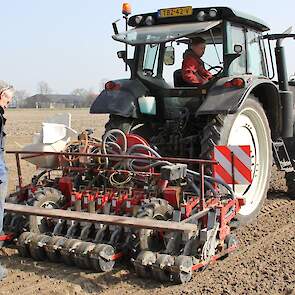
[91,6,270,121]
[114,18,224,88]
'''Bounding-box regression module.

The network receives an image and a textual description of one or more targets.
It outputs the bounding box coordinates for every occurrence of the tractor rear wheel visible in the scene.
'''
[104,114,154,140]
[104,115,134,133]
[201,96,272,224]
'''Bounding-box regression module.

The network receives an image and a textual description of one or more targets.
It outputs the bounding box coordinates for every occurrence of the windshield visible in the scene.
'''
[162,41,223,86]
[141,28,224,85]
[113,20,222,45]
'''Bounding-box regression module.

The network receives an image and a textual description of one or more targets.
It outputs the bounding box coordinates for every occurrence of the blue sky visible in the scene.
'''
[1,0,295,94]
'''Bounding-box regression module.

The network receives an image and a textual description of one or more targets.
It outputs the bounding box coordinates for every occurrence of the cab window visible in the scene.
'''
[228,25,247,75]
[162,38,223,87]
[142,44,160,77]
[247,30,265,76]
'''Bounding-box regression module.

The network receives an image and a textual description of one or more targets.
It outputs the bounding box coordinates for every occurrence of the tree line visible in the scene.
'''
[12,80,107,108]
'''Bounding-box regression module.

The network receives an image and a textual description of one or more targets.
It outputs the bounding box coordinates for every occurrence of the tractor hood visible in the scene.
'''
[90,79,149,118]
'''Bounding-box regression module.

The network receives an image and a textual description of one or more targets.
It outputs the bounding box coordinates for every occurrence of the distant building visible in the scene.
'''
[24,94,85,108]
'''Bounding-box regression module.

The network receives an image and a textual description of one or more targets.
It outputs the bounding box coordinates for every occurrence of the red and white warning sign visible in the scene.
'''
[213,145,252,185]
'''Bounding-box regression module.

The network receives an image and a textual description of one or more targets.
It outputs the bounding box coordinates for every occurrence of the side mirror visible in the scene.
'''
[234,44,243,54]
[164,46,175,66]
[117,50,127,60]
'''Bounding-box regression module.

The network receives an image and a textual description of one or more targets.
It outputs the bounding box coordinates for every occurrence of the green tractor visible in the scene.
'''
[90,6,295,224]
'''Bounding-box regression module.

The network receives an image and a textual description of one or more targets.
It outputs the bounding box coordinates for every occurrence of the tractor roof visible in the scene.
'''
[113,20,222,45]
[128,6,270,32]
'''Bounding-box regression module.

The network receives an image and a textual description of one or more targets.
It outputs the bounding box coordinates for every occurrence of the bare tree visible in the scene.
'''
[14,90,29,108]
[71,88,89,98]
[37,81,52,94]
[84,92,97,107]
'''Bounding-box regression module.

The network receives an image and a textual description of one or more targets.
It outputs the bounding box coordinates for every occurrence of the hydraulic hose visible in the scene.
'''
[101,132,234,198]
[102,129,127,168]
[125,143,235,198]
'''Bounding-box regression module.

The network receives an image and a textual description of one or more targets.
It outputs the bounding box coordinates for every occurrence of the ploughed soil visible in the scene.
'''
[0,109,294,295]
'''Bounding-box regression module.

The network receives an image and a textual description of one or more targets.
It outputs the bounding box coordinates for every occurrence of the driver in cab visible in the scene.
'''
[182,37,213,86]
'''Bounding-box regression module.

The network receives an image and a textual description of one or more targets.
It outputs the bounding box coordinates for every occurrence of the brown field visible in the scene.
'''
[0,108,294,295]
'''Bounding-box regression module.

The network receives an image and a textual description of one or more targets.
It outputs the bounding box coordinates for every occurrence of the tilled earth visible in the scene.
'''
[0,109,294,295]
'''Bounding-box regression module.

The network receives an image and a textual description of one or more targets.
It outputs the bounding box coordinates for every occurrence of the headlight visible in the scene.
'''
[196,11,206,21]
[209,8,218,18]
[145,16,155,26]
[135,15,143,25]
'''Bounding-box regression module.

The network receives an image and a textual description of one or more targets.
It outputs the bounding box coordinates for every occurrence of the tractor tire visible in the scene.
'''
[285,171,295,198]
[201,96,272,225]
[104,114,154,140]
[104,115,134,134]
[29,187,65,234]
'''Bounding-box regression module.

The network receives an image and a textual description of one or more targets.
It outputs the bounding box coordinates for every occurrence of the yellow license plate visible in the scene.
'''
[158,6,193,18]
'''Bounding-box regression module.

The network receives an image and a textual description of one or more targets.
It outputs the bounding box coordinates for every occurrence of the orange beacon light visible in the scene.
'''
[122,3,132,16]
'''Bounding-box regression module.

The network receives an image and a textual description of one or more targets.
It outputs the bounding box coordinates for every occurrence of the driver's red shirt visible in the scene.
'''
[182,50,213,85]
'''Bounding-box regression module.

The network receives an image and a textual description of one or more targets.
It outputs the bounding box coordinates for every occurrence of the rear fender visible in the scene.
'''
[196,76,281,138]
[90,79,149,118]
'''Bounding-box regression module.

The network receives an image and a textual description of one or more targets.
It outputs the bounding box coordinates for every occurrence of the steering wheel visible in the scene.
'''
[207,66,223,76]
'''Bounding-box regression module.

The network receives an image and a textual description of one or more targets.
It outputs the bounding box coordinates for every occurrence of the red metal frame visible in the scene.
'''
[5,149,246,275]
[7,150,216,206]
[0,233,14,241]
[191,243,238,271]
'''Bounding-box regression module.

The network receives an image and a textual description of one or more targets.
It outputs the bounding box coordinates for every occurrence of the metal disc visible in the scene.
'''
[90,244,115,272]
[29,234,52,261]
[44,236,68,262]
[60,239,82,266]
[172,255,193,284]
[152,254,174,282]
[134,251,157,278]
[73,242,95,269]
[17,232,38,257]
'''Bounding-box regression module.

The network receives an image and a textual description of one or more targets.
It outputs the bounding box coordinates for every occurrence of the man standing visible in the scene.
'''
[182,37,213,86]
[0,81,14,280]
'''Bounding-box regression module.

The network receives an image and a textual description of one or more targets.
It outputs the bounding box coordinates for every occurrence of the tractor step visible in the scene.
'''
[272,139,294,172]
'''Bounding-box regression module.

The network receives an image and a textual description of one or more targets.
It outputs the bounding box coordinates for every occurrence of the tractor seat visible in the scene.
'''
[173,69,194,87]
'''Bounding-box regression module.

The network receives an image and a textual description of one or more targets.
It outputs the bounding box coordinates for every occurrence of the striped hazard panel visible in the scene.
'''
[213,145,252,185]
